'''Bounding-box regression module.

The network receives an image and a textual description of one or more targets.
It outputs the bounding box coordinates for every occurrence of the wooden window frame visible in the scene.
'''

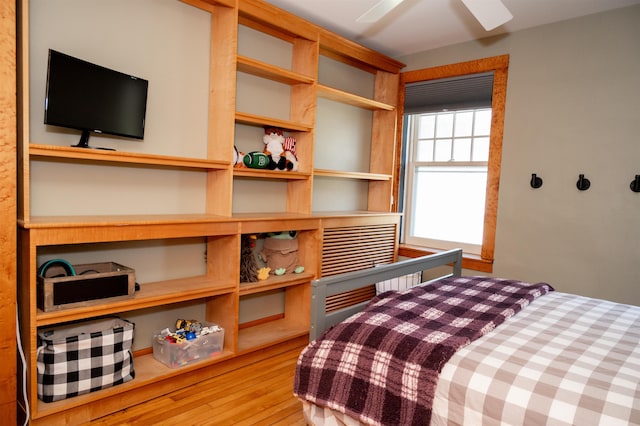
[394,55,510,273]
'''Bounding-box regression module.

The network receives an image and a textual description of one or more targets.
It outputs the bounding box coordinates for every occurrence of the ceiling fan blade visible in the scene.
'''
[461,0,513,31]
[356,0,405,23]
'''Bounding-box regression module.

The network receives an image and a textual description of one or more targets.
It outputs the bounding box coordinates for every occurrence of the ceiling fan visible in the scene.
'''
[356,0,513,31]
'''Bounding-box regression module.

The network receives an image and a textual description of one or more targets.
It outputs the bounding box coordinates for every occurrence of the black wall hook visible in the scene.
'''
[631,175,640,193]
[530,173,543,189]
[576,174,591,191]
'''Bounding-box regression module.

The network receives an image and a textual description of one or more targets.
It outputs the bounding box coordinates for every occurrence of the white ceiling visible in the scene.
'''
[262,0,640,58]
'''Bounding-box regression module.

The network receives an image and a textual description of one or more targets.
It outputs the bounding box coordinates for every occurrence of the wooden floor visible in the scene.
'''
[87,345,307,426]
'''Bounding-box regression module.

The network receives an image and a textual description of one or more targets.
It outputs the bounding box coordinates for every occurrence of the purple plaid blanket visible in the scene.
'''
[294,276,553,426]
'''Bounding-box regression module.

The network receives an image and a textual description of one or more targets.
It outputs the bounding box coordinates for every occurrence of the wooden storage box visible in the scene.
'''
[37,262,135,312]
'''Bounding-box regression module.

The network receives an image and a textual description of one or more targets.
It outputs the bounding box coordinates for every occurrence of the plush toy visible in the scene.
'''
[263,126,286,170]
[259,231,304,275]
[234,146,247,168]
[240,234,258,282]
[263,126,298,171]
[243,151,271,169]
[257,267,271,280]
[282,136,299,171]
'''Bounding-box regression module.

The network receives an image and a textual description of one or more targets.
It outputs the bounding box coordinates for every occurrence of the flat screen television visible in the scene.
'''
[44,49,149,150]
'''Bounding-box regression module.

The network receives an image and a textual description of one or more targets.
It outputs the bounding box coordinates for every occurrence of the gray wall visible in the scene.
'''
[397,5,640,305]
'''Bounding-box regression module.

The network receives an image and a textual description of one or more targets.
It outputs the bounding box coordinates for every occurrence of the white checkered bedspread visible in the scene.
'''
[432,291,640,425]
[301,291,640,425]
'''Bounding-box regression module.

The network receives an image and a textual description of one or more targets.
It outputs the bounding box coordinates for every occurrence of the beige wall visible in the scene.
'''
[397,5,640,305]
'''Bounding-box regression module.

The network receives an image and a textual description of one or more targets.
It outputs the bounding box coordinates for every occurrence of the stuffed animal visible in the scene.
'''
[257,267,271,280]
[263,126,298,171]
[243,151,271,169]
[259,231,304,275]
[240,234,258,282]
[282,136,299,171]
[234,145,247,168]
[263,126,286,170]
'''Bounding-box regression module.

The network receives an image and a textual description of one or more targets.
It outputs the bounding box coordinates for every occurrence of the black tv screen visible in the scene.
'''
[44,49,149,149]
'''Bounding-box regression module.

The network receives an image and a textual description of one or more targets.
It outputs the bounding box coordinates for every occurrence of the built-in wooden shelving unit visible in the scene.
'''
[16,0,404,423]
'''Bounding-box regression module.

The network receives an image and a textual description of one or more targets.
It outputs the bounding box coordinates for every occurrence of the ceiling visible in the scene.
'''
[262,0,640,58]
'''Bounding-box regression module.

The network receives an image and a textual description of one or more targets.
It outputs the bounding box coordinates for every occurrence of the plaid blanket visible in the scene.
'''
[294,276,553,426]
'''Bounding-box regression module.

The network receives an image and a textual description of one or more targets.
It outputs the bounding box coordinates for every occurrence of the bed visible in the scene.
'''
[294,249,640,425]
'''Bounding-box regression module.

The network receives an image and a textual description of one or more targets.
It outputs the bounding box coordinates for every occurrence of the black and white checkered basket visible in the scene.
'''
[37,317,135,402]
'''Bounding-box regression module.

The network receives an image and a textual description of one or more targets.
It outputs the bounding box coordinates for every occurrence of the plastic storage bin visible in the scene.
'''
[152,323,224,368]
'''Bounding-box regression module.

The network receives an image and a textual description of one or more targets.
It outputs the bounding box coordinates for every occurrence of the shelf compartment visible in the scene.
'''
[239,271,309,353]
[317,84,394,111]
[238,0,318,43]
[237,55,315,85]
[314,169,392,181]
[36,275,237,327]
[29,144,229,170]
[33,347,236,421]
[237,317,308,353]
[239,271,313,296]
[235,111,312,132]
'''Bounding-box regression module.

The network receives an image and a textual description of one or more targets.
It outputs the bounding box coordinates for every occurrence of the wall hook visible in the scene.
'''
[576,174,591,191]
[530,173,543,189]
[631,175,640,193]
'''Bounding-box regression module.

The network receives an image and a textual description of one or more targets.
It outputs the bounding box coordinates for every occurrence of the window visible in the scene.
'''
[404,108,491,254]
[395,55,509,272]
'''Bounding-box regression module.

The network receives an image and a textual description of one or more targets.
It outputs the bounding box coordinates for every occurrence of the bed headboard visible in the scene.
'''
[309,249,463,340]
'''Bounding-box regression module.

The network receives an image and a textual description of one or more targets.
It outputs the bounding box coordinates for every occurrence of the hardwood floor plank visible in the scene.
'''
[87,345,306,425]
[235,398,304,426]
[203,375,296,423]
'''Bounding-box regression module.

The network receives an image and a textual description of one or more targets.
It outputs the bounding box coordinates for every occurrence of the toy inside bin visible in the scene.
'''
[152,322,224,368]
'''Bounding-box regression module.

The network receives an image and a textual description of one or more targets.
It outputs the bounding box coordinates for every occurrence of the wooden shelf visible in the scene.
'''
[34,348,236,420]
[29,144,229,170]
[314,169,392,181]
[237,55,315,85]
[21,215,239,245]
[317,84,395,111]
[236,215,320,235]
[238,317,308,353]
[36,276,237,327]
[235,111,313,132]
[22,213,233,227]
[238,0,319,43]
[180,0,236,11]
[233,167,311,180]
[239,272,313,296]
